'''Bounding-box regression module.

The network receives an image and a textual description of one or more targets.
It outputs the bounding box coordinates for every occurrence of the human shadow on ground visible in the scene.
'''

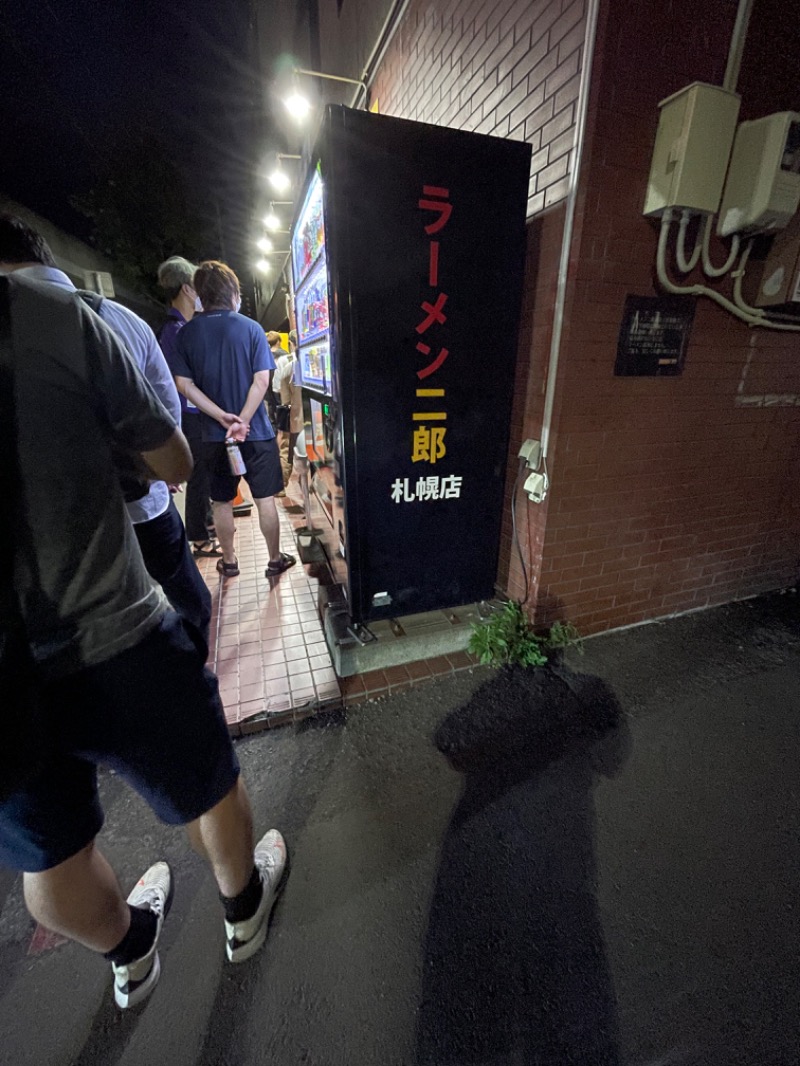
[416,661,631,1066]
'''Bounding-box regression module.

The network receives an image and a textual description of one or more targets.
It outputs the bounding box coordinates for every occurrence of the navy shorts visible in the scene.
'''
[206,439,283,502]
[0,611,240,873]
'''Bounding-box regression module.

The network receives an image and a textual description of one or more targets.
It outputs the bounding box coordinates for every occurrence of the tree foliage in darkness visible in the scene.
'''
[72,134,215,301]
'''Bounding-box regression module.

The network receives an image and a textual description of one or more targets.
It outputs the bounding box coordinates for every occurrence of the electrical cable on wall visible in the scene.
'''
[658,210,800,331]
[511,458,530,605]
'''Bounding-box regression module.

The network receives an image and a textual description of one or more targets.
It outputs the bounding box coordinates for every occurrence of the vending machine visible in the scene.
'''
[290,106,532,625]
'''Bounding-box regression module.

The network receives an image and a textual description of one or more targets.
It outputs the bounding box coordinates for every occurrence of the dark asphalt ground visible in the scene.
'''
[2,590,800,1065]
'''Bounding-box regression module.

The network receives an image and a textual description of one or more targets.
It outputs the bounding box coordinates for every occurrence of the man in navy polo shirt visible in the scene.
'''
[156,255,219,559]
[172,261,296,579]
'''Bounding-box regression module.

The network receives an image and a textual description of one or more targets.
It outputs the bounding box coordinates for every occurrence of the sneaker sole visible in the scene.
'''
[114,864,175,1010]
[115,951,161,1009]
[226,853,290,964]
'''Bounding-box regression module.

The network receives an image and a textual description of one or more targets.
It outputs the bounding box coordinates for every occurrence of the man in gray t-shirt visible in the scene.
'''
[10,270,173,677]
[0,271,288,1010]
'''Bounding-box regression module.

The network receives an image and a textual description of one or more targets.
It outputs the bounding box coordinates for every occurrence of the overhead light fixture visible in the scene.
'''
[267,153,302,192]
[257,236,273,252]
[284,91,312,120]
[256,258,272,273]
[269,167,291,192]
[283,67,369,121]
[264,212,280,230]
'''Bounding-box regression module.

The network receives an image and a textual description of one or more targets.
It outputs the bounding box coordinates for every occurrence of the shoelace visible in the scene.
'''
[139,891,164,916]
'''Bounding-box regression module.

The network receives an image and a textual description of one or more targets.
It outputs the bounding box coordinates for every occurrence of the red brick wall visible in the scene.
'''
[371,0,588,609]
[372,0,586,217]
[370,0,800,634]
[536,0,800,633]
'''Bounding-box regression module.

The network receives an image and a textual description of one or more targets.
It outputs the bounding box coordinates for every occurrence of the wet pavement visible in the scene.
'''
[1,590,800,1064]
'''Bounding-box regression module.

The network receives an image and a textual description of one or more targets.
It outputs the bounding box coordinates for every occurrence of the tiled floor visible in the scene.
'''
[194,477,481,736]
[194,489,341,735]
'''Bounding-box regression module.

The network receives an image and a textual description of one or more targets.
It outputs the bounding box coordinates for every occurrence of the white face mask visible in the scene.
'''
[235,297,242,313]
[194,297,203,312]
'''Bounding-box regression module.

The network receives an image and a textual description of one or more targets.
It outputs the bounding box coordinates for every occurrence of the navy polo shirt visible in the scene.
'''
[173,310,275,441]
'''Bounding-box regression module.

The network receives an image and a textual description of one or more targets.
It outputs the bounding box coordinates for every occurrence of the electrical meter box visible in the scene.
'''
[744,213,800,312]
[643,82,740,218]
[718,112,800,237]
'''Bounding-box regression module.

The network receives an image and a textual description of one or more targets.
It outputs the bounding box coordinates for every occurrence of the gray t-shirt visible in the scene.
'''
[9,274,176,677]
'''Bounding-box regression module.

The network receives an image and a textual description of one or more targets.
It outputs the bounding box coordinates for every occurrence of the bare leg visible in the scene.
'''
[253,495,281,563]
[23,841,130,953]
[212,500,236,565]
[186,778,254,898]
[278,431,291,486]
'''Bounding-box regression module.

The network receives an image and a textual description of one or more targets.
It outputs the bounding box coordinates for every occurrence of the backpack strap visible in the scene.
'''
[0,276,47,800]
[77,289,105,315]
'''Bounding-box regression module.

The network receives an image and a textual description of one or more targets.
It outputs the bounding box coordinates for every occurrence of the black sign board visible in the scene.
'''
[614,295,695,376]
[307,107,532,623]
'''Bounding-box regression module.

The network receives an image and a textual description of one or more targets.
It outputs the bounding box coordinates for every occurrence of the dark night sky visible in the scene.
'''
[1,0,263,270]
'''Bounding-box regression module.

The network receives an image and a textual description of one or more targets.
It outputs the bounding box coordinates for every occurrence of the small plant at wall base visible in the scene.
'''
[545,620,584,655]
[468,602,583,668]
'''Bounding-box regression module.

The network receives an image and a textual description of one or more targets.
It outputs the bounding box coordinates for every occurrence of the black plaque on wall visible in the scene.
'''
[614,295,695,376]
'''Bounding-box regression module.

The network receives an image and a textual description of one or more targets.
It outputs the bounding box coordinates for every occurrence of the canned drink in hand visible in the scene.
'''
[226,441,247,476]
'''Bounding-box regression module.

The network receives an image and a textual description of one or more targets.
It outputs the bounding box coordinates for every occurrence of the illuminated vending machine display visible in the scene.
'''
[289,107,531,625]
[291,165,339,533]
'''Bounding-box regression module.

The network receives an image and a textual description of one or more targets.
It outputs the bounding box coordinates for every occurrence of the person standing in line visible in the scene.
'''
[0,215,211,645]
[266,329,287,431]
[156,256,220,558]
[269,330,293,491]
[273,335,303,487]
[0,272,287,1010]
[172,261,296,579]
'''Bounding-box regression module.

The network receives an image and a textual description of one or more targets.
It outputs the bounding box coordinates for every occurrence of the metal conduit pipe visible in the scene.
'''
[350,0,413,108]
[700,213,740,277]
[723,0,755,93]
[657,211,800,331]
[676,209,703,273]
[539,0,601,462]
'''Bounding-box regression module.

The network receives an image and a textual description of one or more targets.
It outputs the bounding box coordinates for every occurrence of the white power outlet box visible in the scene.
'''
[643,82,740,217]
[524,471,548,503]
[518,439,541,467]
[717,112,800,237]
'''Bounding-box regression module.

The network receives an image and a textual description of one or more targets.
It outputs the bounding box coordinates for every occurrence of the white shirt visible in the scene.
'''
[273,353,303,433]
[15,265,181,524]
[272,350,290,398]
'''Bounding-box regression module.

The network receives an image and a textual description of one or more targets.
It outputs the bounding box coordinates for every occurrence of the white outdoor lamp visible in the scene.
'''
[283,67,369,120]
[267,153,302,192]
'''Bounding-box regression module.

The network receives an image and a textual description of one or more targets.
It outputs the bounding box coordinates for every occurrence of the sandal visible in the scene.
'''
[192,539,223,558]
[265,552,296,577]
[216,558,240,578]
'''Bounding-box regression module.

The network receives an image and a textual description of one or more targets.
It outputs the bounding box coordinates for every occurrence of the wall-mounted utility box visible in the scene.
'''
[744,214,800,311]
[717,112,800,237]
[643,82,740,218]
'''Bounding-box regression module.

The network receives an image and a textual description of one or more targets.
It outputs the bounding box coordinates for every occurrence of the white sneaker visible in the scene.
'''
[112,861,173,1009]
[225,830,288,963]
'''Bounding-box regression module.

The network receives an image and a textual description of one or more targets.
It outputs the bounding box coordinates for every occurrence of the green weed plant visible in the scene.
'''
[468,601,583,669]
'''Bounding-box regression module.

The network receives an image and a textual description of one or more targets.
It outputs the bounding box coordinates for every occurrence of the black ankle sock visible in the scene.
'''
[220,866,262,923]
[104,904,158,965]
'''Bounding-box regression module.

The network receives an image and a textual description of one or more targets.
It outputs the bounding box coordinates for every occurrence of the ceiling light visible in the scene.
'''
[284,91,312,120]
[264,212,280,230]
[269,167,291,192]
[257,236,273,252]
[256,259,271,273]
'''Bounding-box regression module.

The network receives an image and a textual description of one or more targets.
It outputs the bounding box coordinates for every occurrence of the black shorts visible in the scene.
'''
[0,612,240,872]
[205,439,283,502]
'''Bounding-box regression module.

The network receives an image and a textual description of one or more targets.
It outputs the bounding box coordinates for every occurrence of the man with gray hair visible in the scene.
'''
[157,256,219,558]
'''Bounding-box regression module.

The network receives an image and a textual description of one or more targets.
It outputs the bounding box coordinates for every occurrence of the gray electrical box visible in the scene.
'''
[717,112,800,237]
[643,82,741,218]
